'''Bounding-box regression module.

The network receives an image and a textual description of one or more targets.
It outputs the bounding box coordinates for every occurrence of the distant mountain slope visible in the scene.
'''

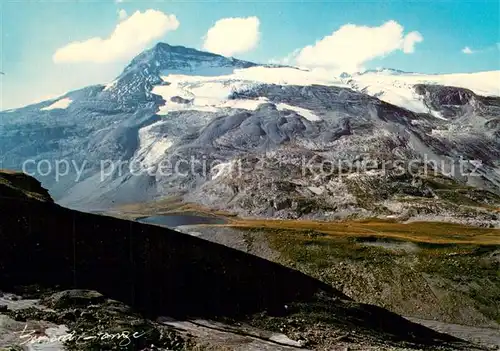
[1,43,499,224]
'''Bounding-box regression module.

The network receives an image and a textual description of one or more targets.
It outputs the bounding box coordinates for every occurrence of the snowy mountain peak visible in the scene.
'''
[126,42,246,71]
[102,42,258,105]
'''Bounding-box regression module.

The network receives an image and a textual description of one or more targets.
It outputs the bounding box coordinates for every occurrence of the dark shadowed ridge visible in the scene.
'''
[0,170,479,350]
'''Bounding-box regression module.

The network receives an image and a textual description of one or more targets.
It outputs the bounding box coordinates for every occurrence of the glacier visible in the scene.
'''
[40,97,73,111]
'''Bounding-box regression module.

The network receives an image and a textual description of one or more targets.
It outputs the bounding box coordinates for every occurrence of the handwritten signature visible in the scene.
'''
[15,324,147,347]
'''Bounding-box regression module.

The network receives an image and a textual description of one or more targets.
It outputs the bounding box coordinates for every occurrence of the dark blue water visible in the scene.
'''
[137,214,227,228]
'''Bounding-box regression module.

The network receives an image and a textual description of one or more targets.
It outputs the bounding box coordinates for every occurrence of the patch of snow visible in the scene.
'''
[361,82,429,113]
[136,122,174,168]
[230,66,347,87]
[430,129,450,137]
[276,103,321,121]
[157,102,218,114]
[308,186,324,195]
[40,98,72,111]
[161,66,239,77]
[423,71,500,96]
[144,138,173,167]
[188,81,242,107]
[349,76,447,117]
[430,110,447,120]
[220,96,268,110]
[103,79,118,91]
[153,79,267,114]
[269,334,303,347]
[352,70,500,97]
[153,81,193,102]
[211,160,236,180]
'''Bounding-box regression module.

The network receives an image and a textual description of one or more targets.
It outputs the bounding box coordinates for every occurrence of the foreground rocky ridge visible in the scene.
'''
[0,170,53,203]
[0,171,487,350]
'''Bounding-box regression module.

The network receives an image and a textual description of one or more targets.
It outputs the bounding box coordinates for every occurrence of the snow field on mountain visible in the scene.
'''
[275,103,321,121]
[40,97,73,111]
[354,70,500,97]
[152,66,340,118]
[153,66,499,120]
[347,70,500,117]
[135,121,174,169]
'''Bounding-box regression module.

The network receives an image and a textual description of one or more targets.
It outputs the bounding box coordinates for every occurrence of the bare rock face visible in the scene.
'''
[414,84,499,121]
[0,170,53,203]
[170,96,192,104]
[415,84,477,107]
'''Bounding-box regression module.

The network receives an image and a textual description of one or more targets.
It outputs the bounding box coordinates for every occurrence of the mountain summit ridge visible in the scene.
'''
[102,42,259,105]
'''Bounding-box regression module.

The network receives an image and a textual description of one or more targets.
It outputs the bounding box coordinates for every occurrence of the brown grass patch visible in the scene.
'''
[221,218,500,245]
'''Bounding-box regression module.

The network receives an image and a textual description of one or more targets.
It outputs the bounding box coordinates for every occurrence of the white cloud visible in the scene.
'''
[462,46,474,54]
[115,0,124,3]
[118,9,128,21]
[53,9,179,64]
[269,48,301,65]
[462,43,500,55]
[202,16,260,56]
[402,31,423,53]
[288,20,423,72]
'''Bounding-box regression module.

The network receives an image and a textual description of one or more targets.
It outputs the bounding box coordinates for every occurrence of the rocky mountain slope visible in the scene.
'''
[1,43,499,225]
[0,170,484,350]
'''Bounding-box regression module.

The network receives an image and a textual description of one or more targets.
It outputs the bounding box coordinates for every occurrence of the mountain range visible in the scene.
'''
[1,42,500,226]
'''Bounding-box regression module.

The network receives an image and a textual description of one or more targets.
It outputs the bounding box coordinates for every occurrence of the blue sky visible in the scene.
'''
[1,0,499,110]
